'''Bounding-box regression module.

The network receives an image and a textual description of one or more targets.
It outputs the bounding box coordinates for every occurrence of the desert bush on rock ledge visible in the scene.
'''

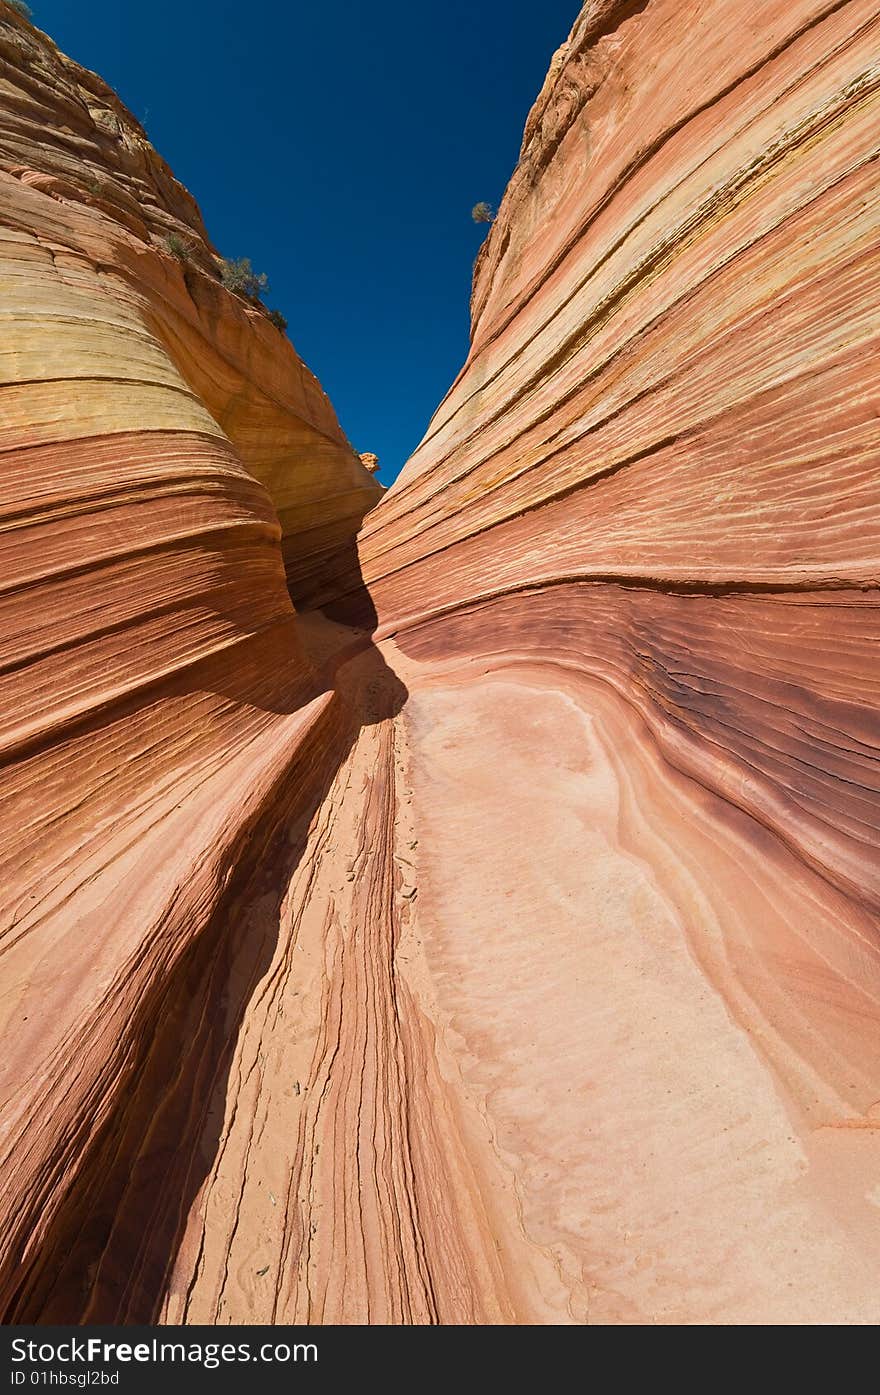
[165,232,194,262]
[219,255,269,301]
[218,256,287,333]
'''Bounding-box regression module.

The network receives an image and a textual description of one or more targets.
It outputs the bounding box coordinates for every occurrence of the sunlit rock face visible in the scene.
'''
[356,0,880,1323]
[0,6,380,599]
[1,0,879,1327]
[0,5,380,1322]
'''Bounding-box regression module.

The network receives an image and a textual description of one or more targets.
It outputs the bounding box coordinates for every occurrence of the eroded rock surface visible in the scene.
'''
[0,5,380,1321]
[357,0,880,1322]
[1,0,879,1325]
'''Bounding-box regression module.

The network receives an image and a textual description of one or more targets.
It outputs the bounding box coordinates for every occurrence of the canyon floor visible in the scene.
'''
[119,612,878,1327]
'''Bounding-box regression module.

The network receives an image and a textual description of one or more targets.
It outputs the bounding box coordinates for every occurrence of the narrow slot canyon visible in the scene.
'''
[1,0,879,1326]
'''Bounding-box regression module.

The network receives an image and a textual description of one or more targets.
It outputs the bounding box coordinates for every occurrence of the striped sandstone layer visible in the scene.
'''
[0,6,380,597]
[352,0,880,1322]
[2,0,879,1326]
[0,3,381,1321]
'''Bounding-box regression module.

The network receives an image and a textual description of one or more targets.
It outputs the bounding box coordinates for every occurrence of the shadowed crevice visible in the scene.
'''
[2,536,407,1323]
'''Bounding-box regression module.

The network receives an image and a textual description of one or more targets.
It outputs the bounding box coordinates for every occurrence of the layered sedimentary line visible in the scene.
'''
[0,2,383,1327]
[2,629,571,1326]
[340,0,880,1324]
[3,0,880,1329]
[157,641,542,1327]
[0,6,382,594]
[1,682,346,1323]
[360,0,880,584]
[0,199,379,599]
[392,655,880,1323]
[357,0,880,950]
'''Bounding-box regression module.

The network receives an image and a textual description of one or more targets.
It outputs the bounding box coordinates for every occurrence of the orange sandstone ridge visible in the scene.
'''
[1,0,879,1325]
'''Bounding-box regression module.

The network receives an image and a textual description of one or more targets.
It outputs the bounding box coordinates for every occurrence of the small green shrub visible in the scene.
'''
[266,308,287,333]
[219,256,268,302]
[471,201,494,224]
[166,231,193,262]
[7,1,33,19]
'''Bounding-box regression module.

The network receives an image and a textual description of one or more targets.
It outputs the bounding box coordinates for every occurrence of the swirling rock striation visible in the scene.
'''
[2,0,880,1326]
[0,3,380,1322]
[0,6,381,600]
[355,0,880,1322]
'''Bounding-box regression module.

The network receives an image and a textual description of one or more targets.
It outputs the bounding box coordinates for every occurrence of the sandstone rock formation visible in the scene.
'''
[0,3,383,1322]
[355,0,880,1323]
[1,0,879,1325]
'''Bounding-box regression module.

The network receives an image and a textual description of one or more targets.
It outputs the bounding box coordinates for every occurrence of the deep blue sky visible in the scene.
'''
[31,0,578,483]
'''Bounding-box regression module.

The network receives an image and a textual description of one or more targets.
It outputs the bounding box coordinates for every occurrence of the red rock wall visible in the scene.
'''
[350,0,880,1319]
[0,5,378,1318]
[0,7,381,601]
[361,0,880,942]
[3,0,880,1325]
